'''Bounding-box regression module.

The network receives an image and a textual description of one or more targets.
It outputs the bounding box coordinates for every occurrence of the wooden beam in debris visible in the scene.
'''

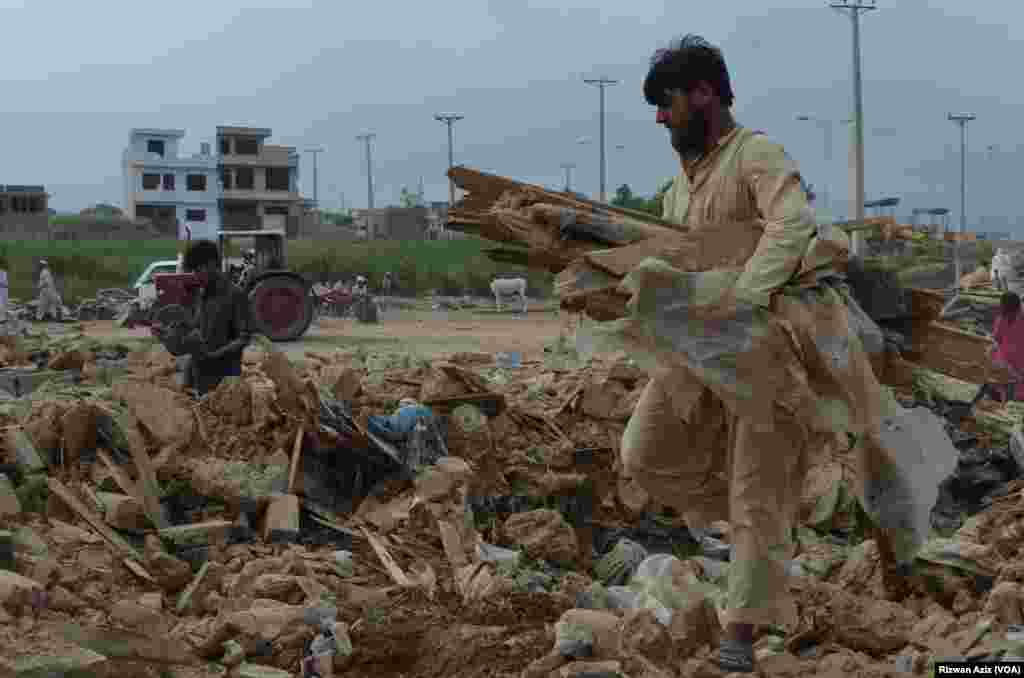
[447,165,679,228]
[449,167,1001,387]
[46,479,142,560]
[903,322,1008,386]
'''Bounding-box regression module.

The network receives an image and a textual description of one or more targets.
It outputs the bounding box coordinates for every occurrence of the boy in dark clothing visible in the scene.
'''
[155,240,252,396]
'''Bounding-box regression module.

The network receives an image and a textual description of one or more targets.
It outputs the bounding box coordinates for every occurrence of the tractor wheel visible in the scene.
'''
[249,274,315,342]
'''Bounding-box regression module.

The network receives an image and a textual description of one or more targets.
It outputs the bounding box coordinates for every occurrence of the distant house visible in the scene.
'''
[0,184,49,239]
[80,203,125,221]
[123,128,222,240]
[351,203,464,241]
[217,126,302,236]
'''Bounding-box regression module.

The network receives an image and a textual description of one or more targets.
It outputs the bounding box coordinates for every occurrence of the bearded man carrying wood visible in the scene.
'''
[593,35,901,673]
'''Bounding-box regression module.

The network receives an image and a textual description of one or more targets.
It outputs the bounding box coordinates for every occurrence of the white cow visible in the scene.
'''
[491,277,527,314]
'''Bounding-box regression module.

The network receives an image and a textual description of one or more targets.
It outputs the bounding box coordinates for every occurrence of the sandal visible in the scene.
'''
[718,638,756,673]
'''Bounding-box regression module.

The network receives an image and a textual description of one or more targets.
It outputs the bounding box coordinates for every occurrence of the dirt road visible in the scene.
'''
[77,305,568,359]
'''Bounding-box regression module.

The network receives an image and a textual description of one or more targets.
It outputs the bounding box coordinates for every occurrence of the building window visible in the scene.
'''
[163,174,175,191]
[219,138,230,156]
[265,205,289,215]
[235,167,255,190]
[235,138,259,155]
[0,199,6,215]
[29,197,43,213]
[221,168,233,190]
[186,209,206,222]
[187,174,207,191]
[147,140,165,157]
[265,167,290,191]
[142,174,160,190]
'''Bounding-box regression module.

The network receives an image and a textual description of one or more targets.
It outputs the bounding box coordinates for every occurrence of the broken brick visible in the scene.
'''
[262,494,300,543]
[159,520,233,550]
[176,561,225,615]
[503,509,579,567]
[6,428,45,472]
[0,473,20,517]
[96,491,150,531]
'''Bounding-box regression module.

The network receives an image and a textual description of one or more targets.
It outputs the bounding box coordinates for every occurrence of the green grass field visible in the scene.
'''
[0,237,552,304]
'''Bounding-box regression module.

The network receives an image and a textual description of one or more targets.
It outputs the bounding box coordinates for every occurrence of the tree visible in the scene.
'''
[610,182,662,217]
[614,184,633,205]
[399,187,421,208]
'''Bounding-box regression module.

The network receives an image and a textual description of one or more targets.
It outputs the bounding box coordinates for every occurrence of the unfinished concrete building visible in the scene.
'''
[0,185,49,239]
[216,126,302,236]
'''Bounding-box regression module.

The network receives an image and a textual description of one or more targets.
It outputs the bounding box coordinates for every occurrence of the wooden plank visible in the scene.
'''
[57,624,200,666]
[287,425,304,494]
[96,449,138,498]
[903,321,1008,386]
[123,558,157,585]
[448,166,681,229]
[123,416,167,529]
[423,392,507,418]
[46,479,141,560]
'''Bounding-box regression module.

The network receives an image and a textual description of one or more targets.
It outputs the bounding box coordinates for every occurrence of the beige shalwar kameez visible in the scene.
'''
[620,127,884,629]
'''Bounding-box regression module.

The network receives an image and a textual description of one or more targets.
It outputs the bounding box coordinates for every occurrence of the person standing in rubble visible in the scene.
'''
[154,240,251,396]
[35,259,62,322]
[613,35,896,673]
[971,291,1024,408]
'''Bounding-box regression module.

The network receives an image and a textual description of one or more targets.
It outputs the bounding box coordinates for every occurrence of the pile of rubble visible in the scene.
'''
[3,333,1024,676]
[5,288,137,324]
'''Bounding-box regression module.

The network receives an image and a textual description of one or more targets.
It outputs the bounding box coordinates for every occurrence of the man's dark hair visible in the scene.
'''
[643,34,735,108]
[183,239,221,272]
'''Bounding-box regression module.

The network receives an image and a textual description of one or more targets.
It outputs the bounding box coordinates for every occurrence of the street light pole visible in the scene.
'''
[830,0,877,258]
[304,148,324,207]
[434,114,464,208]
[560,163,576,192]
[948,113,976,286]
[795,115,834,215]
[355,133,376,209]
[583,77,619,203]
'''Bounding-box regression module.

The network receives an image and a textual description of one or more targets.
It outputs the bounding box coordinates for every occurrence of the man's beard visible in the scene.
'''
[669,106,710,161]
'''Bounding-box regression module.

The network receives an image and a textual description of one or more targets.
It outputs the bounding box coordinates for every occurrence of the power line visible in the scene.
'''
[583,77,618,203]
[829,0,877,258]
[355,133,376,209]
[434,114,464,207]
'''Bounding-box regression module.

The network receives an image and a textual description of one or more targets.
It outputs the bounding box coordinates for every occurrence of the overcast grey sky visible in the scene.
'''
[1,0,1020,230]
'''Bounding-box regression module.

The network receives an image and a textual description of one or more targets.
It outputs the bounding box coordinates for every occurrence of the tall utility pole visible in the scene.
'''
[434,114,464,207]
[560,163,576,193]
[948,113,976,286]
[829,0,876,258]
[355,133,376,209]
[583,77,619,203]
[304,148,324,206]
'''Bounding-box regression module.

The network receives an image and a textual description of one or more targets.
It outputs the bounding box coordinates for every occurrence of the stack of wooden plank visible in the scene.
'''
[445,165,1004,388]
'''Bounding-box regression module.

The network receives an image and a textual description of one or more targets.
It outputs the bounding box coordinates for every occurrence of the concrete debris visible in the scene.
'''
[503,508,580,567]
[2,329,1024,676]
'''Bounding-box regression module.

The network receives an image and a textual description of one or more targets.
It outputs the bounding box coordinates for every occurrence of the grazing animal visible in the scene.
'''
[491,277,527,314]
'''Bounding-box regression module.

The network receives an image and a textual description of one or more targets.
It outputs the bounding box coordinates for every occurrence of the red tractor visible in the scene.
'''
[152,230,316,342]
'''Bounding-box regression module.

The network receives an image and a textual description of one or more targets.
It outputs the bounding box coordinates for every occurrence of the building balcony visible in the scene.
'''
[134,189,221,205]
[125,153,218,170]
[219,145,295,167]
[221,188,300,202]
